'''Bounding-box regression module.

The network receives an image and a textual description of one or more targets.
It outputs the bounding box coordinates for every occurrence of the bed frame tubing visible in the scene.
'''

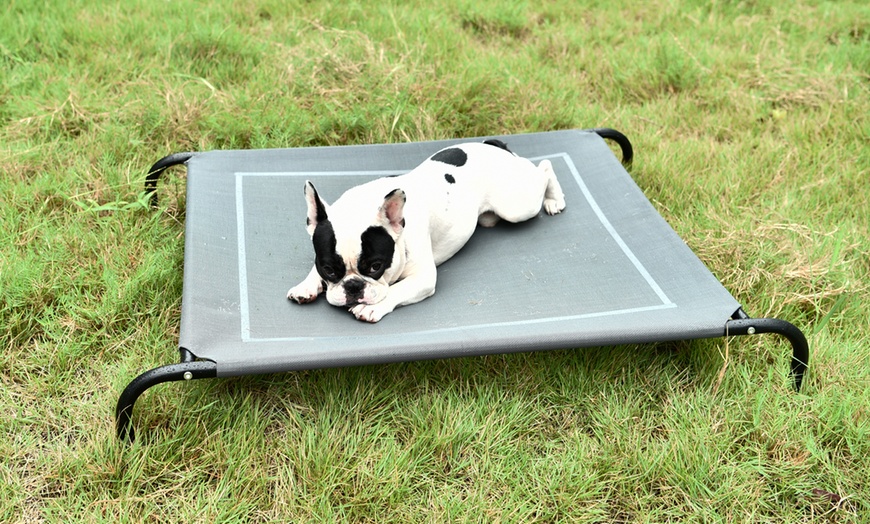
[117,129,807,442]
[726,308,808,392]
[144,152,195,207]
[115,348,216,441]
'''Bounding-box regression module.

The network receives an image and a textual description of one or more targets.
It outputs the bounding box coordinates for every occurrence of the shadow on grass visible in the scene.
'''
[131,336,735,443]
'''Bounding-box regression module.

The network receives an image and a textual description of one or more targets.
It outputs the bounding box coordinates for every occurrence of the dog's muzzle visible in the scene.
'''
[342,278,366,304]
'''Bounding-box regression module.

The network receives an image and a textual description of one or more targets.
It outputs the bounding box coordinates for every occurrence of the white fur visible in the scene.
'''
[288,142,565,322]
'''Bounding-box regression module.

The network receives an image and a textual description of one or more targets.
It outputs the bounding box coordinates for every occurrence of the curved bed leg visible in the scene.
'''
[145,152,195,207]
[591,128,634,166]
[116,354,217,442]
[726,310,809,392]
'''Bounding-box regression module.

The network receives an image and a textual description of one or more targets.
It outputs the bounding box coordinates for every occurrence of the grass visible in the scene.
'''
[2,0,868,521]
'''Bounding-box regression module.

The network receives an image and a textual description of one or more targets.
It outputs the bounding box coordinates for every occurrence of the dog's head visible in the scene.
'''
[302,181,406,308]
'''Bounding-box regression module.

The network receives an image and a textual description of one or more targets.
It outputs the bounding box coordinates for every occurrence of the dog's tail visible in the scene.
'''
[482,139,512,153]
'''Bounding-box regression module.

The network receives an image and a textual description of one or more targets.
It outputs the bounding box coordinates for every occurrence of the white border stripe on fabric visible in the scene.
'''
[244,302,677,343]
[235,173,252,341]
[238,169,409,178]
[550,153,673,306]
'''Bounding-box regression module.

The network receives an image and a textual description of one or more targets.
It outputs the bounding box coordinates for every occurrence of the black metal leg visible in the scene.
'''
[116,358,217,442]
[179,347,196,363]
[591,128,634,166]
[726,311,809,392]
[145,152,195,207]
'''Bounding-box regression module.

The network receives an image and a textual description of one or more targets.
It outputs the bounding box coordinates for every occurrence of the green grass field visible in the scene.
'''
[2,0,868,521]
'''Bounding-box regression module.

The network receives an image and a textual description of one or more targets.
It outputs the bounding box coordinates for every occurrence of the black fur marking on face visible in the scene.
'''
[312,220,345,283]
[444,173,456,184]
[359,226,395,280]
[483,139,511,152]
[431,147,467,167]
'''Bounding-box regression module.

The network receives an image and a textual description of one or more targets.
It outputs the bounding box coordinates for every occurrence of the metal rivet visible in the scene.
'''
[747,327,756,335]
[183,371,193,380]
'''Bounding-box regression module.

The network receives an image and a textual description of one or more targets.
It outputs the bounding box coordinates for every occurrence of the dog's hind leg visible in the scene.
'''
[477,156,566,225]
[477,211,501,227]
[539,159,566,215]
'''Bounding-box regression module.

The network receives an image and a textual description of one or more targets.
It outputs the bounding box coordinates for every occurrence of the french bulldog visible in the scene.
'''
[287,139,566,322]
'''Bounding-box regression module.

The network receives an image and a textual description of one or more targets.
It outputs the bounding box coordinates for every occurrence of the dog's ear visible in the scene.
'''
[304,181,329,236]
[379,189,406,234]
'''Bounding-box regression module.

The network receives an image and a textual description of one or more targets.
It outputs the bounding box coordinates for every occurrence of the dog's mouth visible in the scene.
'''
[325,278,384,308]
[344,293,380,307]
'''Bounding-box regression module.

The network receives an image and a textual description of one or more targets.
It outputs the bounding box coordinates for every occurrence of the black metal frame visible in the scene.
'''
[726,308,809,392]
[591,128,633,165]
[115,348,216,441]
[116,129,807,441]
[145,152,195,207]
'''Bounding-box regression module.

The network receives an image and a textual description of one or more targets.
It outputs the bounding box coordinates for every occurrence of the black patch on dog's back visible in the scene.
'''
[359,226,394,280]
[444,173,456,184]
[483,139,511,153]
[312,220,345,283]
[431,147,467,167]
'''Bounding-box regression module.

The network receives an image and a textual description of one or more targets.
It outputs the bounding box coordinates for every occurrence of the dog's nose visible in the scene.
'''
[343,279,365,297]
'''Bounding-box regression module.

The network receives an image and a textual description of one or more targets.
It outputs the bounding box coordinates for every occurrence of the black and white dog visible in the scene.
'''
[287,140,565,322]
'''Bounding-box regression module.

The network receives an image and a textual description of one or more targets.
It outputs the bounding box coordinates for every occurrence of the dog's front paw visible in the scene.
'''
[350,302,395,323]
[287,283,321,304]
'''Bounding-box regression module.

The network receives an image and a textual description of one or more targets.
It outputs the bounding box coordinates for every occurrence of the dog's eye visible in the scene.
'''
[321,265,336,278]
[368,262,382,274]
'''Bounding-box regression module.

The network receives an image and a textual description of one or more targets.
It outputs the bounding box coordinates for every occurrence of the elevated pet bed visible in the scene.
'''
[117,129,808,440]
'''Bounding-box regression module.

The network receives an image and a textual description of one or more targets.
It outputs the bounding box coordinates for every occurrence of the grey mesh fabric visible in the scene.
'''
[177,130,740,377]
